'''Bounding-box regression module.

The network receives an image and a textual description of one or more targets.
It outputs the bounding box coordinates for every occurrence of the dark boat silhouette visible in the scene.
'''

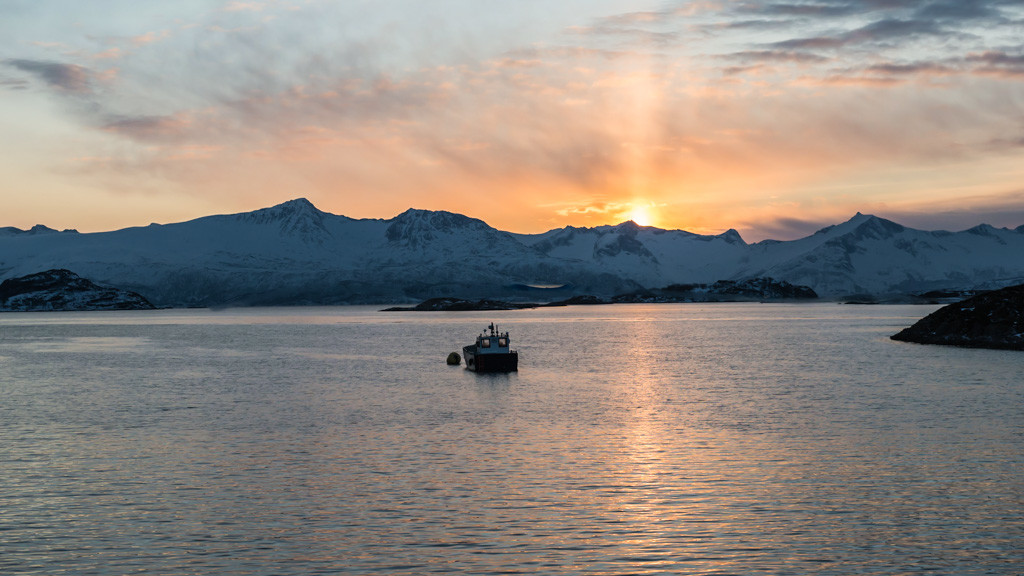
[463,323,518,372]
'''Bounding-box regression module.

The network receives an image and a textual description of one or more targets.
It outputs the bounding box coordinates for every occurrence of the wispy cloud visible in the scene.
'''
[4,0,1024,237]
[744,216,834,241]
[966,50,1024,77]
[727,50,831,63]
[0,77,29,91]
[101,113,193,141]
[5,59,93,93]
[224,2,266,12]
[771,17,946,50]
[130,30,170,47]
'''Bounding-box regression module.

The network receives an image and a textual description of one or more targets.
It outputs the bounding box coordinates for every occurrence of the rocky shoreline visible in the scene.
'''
[891,284,1024,351]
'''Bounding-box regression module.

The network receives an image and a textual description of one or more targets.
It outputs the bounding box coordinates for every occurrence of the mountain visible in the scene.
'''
[1,199,1022,306]
[743,213,1024,296]
[0,269,154,311]
[515,221,748,288]
[0,224,77,236]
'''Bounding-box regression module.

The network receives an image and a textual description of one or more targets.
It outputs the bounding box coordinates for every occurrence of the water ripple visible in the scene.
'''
[1,304,1022,574]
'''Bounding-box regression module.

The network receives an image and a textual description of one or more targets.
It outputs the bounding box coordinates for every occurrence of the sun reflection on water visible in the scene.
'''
[1,304,1022,574]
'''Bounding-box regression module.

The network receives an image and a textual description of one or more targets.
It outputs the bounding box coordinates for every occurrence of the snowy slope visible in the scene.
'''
[742,214,1024,296]
[1,199,1023,305]
[516,222,748,286]
[0,199,639,305]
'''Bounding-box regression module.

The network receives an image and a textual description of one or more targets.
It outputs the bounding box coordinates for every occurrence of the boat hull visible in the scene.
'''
[463,345,518,373]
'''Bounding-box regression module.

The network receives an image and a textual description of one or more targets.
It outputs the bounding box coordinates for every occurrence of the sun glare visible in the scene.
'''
[629,205,654,227]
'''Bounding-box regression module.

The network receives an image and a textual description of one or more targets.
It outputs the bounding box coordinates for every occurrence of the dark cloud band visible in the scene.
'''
[5,59,92,93]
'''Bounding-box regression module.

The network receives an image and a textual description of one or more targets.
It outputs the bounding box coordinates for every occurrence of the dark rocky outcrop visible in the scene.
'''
[0,269,155,312]
[544,295,611,306]
[709,278,818,299]
[891,284,1024,350]
[381,297,539,312]
[384,277,817,310]
[614,277,818,303]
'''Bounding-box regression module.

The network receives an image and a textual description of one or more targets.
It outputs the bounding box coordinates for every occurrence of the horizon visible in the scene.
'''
[5,196,1024,243]
[3,1,1024,241]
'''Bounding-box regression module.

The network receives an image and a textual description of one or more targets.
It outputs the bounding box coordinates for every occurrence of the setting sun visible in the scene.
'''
[628,204,655,227]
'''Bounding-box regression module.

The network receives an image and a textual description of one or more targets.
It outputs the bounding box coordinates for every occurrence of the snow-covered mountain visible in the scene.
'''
[744,213,1024,296]
[1,199,1022,306]
[514,221,749,288]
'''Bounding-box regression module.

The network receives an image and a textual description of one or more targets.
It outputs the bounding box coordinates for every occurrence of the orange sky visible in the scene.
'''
[2,1,1024,240]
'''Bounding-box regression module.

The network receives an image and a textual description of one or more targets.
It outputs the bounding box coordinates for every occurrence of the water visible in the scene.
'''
[1,304,1022,575]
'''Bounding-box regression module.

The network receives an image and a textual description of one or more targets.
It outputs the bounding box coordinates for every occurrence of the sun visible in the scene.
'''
[628,204,654,227]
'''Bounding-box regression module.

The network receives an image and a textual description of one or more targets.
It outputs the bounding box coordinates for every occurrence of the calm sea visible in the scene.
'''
[1,304,1022,575]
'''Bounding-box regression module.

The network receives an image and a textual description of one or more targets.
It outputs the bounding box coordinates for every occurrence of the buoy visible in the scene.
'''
[446,352,461,365]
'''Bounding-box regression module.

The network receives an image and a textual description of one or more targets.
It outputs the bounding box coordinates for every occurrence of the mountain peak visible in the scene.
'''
[853,214,904,236]
[29,224,59,234]
[386,208,503,248]
[718,229,745,245]
[243,197,322,219]
[389,208,492,231]
[278,197,316,210]
[237,198,329,243]
[965,223,998,236]
[0,224,77,237]
[814,212,903,238]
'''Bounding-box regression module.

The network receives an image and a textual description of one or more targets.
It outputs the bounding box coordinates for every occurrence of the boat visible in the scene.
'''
[463,323,518,372]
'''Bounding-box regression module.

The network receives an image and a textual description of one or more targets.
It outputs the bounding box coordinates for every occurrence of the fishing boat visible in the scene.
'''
[463,323,518,372]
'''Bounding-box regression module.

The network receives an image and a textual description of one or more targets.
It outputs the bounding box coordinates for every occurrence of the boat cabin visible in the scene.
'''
[475,326,511,354]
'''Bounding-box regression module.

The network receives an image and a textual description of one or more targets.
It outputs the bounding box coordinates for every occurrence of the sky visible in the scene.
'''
[2,0,1024,241]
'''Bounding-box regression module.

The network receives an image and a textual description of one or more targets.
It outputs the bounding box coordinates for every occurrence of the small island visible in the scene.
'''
[891,284,1024,351]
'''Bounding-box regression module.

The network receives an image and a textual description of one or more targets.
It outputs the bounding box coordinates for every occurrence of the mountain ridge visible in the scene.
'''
[2,198,1022,307]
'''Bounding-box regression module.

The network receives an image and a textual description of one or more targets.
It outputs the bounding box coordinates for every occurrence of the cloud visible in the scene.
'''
[752,3,856,17]
[878,196,1024,232]
[734,0,1009,22]
[746,216,834,241]
[0,77,30,90]
[965,50,1024,77]
[93,48,122,60]
[553,201,625,217]
[969,51,1024,66]
[224,2,266,12]
[913,0,1005,21]
[130,30,170,47]
[7,0,1024,236]
[5,59,93,93]
[865,61,954,75]
[771,17,945,50]
[566,25,680,47]
[727,50,831,63]
[101,113,193,141]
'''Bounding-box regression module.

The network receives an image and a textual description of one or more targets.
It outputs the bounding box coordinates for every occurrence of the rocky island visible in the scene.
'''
[0,269,155,312]
[891,284,1024,350]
